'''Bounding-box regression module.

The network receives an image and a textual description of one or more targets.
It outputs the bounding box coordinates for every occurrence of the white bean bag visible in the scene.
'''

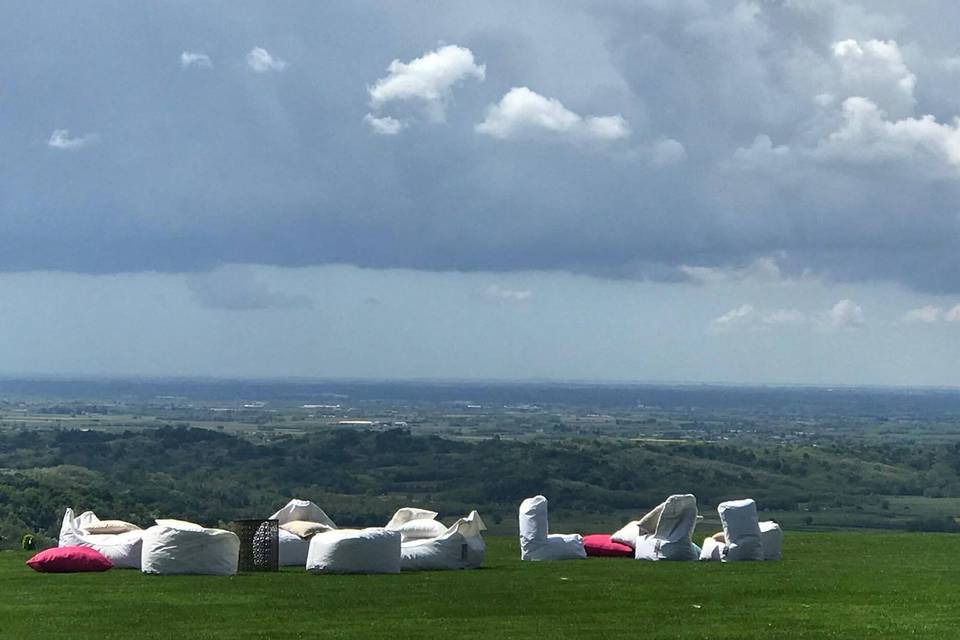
[518,495,586,561]
[610,502,665,549]
[760,520,783,560]
[386,508,448,542]
[58,508,144,569]
[268,499,338,567]
[699,535,724,561]
[400,510,486,571]
[141,520,240,576]
[635,494,700,561]
[718,499,763,562]
[306,528,401,574]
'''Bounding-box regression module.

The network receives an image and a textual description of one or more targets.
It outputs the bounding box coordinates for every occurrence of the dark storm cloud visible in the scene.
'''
[3,1,960,292]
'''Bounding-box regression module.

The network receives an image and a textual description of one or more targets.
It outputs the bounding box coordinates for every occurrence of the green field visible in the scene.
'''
[2,532,958,639]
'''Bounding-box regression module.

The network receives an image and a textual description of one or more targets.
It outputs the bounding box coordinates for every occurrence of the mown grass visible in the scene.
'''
[2,532,958,639]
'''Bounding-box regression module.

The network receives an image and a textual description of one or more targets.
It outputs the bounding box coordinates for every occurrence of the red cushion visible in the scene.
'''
[26,546,113,573]
[583,534,634,557]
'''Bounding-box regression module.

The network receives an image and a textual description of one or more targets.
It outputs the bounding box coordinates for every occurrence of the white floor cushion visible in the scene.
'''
[306,528,401,574]
[58,508,144,569]
[141,521,239,576]
[518,496,586,561]
[635,494,700,561]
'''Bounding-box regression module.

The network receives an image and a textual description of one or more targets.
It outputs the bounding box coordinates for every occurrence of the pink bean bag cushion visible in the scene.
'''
[583,534,634,558]
[26,546,113,573]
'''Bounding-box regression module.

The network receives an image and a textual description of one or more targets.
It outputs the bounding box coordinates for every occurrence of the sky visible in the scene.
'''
[2,0,960,386]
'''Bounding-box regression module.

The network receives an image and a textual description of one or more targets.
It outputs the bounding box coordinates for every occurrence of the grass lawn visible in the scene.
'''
[2,532,958,639]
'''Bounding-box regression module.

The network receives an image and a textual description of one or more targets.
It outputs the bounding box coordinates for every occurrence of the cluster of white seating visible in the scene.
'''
[57,499,487,576]
[56,494,781,575]
[518,494,783,562]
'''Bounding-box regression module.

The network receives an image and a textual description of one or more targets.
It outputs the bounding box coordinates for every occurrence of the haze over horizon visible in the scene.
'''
[3,1,960,386]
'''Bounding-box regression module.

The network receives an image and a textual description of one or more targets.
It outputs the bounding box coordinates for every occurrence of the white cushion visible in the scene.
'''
[699,536,724,561]
[610,521,640,549]
[154,519,205,532]
[83,520,141,535]
[759,521,783,560]
[141,524,239,576]
[269,499,337,529]
[518,496,586,561]
[718,499,763,562]
[306,528,401,574]
[400,511,487,571]
[280,520,333,538]
[634,494,699,561]
[384,507,448,542]
[277,528,310,567]
[58,508,143,569]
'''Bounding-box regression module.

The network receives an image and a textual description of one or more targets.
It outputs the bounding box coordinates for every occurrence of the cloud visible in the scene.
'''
[10,1,960,297]
[483,284,532,301]
[711,298,867,333]
[47,129,98,150]
[368,44,484,122]
[902,304,960,323]
[363,114,405,135]
[903,305,943,324]
[832,39,915,115]
[187,265,311,310]
[475,87,630,143]
[816,97,960,170]
[821,299,865,330]
[180,51,212,69]
[649,138,687,167]
[682,256,786,285]
[246,47,287,73]
[710,304,806,333]
[731,135,791,171]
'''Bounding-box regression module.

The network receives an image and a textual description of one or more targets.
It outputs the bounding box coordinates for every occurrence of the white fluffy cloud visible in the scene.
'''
[817,97,960,170]
[247,47,287,73]
[710,304,806,332]
[731,134,791,170]
[47,129,98,150]
[649,138,687,167]
[483,284,532,301]
[832,39,915,115]
[180,51,212,69]
[903,304,960,323]
[368,44,484,122]
[903,305,943,324]
[711,298,867,333]
[822,299,865,330]
[475,87,630,143]
[364,114,405,135]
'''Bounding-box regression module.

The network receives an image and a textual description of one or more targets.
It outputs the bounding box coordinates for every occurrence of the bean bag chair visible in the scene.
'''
[58,508,144,569]
[400,510,487,571]
[141,519,240,576]
[718,499,763,562]
[306,527,401,574]
[267,499,338,567]
[518,495,586,561]
[760,521,783,560]
[583,534,634,558]
[635,494,700,561]
[610,502,664,549]
[386,508,449,542]
[700,500,774,562]
[699,535,724,561]
[27,546,113,573]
